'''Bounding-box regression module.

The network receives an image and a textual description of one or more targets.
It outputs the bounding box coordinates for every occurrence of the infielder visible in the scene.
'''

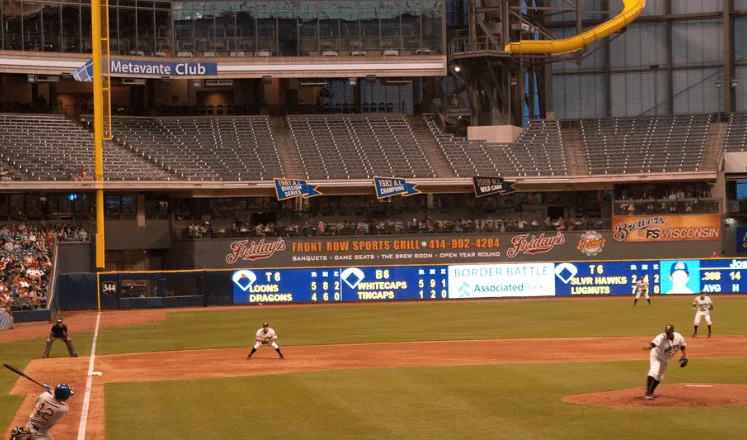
[10,383,74,440]
[643,324,688,400]
[247,322,284,359]
[42,318,78,358]
[633,277,650,306]
[692,292,714,337]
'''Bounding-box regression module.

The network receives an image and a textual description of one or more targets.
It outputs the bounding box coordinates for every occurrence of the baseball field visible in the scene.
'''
[2,296,747,440]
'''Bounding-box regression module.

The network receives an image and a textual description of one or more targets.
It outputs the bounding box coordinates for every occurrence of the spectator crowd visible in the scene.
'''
[179,214,608,239]
[0,223,88,313]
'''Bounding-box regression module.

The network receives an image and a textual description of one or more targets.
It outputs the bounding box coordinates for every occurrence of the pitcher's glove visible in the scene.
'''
[679,357,689,368]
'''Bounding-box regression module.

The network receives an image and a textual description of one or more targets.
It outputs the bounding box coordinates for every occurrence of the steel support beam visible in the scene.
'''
[724,0,735,113]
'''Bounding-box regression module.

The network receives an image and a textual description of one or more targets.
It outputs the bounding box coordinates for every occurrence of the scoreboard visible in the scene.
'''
[232,266,448,304]
[231,258,747,304]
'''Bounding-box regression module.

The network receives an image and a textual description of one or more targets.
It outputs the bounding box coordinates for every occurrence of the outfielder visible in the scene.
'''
[42,318,78,358]
[643,324,688,400]
[10,383,74,439]
[692,292,714,337]
[247,322,284,359]
[633,277,650,306]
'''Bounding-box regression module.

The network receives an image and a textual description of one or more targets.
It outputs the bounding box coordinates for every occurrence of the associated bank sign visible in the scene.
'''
[72,59,217,81]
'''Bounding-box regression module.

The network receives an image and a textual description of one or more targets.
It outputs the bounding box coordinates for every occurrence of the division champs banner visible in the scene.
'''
[473,177,518,197]
[373,177,421,199]
[274,178,322,201]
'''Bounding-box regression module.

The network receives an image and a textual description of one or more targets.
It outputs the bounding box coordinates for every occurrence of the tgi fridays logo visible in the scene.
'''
[506,232,566,258]
[226,238,286,264]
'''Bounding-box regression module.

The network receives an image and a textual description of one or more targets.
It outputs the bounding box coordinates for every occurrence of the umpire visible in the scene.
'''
[42,318,78,358]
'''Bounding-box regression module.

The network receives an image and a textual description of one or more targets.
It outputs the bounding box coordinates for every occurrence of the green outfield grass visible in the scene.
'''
[95,297,747,355]
[106,359,747,440]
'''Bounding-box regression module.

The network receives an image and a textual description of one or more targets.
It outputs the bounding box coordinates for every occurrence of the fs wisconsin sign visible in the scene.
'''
[612,215,721,242]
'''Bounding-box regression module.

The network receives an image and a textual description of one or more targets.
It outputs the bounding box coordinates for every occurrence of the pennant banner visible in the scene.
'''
[274,178,322,201]
[373,177,421,199]
[473,176,518,198]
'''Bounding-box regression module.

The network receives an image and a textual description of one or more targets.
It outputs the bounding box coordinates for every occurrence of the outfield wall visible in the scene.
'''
[53,257,747,311]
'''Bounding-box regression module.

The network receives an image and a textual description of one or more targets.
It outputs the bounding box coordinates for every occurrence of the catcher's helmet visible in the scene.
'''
[54,383,74,401]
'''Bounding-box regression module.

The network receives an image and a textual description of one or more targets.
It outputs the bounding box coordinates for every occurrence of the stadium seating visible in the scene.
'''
[0,223,86,311]
[86,116,285,181]
[580,115,710,174]
[725,113,747,152]
[287,115,437,179]
[422,115,568,177]
[0,114,173,181]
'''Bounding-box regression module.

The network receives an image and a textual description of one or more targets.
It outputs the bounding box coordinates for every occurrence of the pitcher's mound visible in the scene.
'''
[563,384,747,408]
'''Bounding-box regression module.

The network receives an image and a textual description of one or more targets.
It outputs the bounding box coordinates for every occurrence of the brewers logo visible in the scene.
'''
[577,231,606,256]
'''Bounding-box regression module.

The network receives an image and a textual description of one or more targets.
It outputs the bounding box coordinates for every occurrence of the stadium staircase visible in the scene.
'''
[269,116,306,179]
[561,126,589,175]
[703,122,728,170]
[407,116,457,177]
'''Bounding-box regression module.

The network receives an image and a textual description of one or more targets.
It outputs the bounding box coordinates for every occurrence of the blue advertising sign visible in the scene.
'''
[274,178,322,201]
[737,227,747,254]
[373,177,421,199]
[73,59,218,81]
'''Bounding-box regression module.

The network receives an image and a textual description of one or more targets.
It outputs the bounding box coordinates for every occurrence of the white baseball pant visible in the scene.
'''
[635,290,649,299]
[694,311,712,326]
[25,423,53,440]
[253,341,279,350]
[648,353,669,382]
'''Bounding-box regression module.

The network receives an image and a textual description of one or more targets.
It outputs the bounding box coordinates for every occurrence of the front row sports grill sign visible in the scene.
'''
[73,59,218,81]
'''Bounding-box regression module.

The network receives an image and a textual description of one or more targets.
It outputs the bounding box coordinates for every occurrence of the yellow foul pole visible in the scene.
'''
[91,0,106,272]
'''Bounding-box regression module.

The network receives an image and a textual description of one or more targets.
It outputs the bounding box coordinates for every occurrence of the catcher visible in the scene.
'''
[642,324,688,400]
[247,322,284,360]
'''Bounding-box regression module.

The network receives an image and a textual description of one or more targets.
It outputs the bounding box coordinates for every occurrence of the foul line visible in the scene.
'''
[77,310,101,440]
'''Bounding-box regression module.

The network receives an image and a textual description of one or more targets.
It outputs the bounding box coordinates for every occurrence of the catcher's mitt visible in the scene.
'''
[679,357,689,368]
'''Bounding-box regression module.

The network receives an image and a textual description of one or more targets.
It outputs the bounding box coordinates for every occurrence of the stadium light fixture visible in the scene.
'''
[454,65,461,72]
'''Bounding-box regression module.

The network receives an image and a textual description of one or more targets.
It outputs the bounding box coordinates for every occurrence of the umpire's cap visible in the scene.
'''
[665,324,675,333]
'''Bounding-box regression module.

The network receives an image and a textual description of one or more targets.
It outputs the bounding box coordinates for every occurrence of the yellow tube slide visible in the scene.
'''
[504,0,646,54]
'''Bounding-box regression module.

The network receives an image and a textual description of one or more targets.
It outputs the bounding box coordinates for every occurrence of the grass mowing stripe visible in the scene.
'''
[95,297,747,355]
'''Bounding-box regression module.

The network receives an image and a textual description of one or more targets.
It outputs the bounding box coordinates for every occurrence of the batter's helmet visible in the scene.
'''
[54,383,74,401]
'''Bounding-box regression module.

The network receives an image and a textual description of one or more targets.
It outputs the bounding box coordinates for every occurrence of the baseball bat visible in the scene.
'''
[3,363,52,393]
